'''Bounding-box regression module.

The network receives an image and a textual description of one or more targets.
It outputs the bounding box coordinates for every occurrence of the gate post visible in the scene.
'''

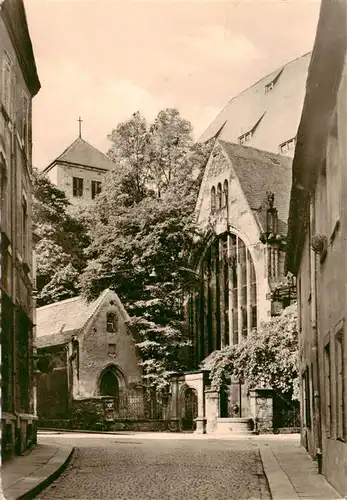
[168,374,180,432]
[205,388,219,433]
[249,388,274,434]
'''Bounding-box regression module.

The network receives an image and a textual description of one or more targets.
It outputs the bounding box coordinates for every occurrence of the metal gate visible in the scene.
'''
[182,387,198,431]
[273,393,300,431]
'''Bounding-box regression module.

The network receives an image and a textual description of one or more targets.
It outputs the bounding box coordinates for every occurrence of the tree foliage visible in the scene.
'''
[32,169,90,306]
[81,108,212,391]
[208,304,299,400]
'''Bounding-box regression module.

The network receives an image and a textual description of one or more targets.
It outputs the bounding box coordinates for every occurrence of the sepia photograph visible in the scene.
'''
[1,0,346,498]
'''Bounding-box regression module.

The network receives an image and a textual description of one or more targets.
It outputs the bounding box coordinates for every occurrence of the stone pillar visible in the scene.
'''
[205,388,219,434]
[227,234,234,345]
[195,374,206,434]
[249,388,274,434]
[169,375,180,431]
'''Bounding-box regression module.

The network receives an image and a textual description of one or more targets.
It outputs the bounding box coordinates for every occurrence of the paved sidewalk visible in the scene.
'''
[1,444,74,500]
[259,439,341,500]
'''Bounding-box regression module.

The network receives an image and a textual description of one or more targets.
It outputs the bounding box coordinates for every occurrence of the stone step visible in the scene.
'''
[216,417,254,435]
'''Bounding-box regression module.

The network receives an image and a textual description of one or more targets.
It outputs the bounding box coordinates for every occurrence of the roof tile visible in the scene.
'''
[219,140,292,232]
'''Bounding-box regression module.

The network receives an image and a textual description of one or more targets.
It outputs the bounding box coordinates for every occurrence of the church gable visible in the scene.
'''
[195,141,261,245]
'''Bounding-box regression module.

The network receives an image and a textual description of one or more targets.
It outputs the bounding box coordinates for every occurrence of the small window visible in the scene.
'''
[22,195,28,259]
[107,312,117,332]
[72,177,83,197]
[211,186,216,213]
[108,343,116,355]
[91,180,102,199]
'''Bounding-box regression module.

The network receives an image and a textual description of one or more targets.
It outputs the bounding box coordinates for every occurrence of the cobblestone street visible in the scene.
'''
[36,433,270,500]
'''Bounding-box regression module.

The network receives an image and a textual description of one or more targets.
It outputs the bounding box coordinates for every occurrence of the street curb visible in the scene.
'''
[8,446,74,500]
[259,446,299,500]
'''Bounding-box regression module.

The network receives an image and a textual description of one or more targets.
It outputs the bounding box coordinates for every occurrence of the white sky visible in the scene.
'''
[25,0,321,170]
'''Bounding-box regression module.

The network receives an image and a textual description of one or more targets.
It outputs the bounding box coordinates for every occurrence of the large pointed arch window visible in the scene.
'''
[190,232,258,364]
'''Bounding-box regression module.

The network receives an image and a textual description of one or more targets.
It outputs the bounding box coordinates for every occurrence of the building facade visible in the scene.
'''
[42,136,115,206]
[286,0,347,495]
[170,139,294,434]
[36,290,163,431]
[0,0,40,459]
[199,53,311,157]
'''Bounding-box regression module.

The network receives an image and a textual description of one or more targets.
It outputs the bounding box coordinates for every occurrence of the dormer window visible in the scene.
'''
[238,112,265,146]
[264,69,283,94]
[265,81,274,93]
[239,131,252,145]
[279,137,296,154]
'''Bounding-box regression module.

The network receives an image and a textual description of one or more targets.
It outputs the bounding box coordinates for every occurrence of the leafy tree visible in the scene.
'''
[81,108,212,391]
[32,169,90,306]
[208,303,299,401]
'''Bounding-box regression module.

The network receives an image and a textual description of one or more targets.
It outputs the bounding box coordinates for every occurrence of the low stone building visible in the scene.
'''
[286,0,347,494]
[169,139,295,434]
[35,289,164,430]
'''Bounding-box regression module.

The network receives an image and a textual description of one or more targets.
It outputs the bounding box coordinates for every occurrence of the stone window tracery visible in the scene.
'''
[190,232,258,363]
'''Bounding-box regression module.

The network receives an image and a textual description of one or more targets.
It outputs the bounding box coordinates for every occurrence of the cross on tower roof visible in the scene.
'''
[78,117,83,138]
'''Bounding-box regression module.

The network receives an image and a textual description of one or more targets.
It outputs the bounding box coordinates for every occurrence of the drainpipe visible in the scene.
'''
[310,198,323,473]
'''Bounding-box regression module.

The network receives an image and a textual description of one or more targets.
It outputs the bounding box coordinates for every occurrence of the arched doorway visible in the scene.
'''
[99,368,120,410]
[181,387,198,431]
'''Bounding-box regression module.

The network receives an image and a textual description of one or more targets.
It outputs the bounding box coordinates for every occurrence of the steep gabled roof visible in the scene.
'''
[36,289,129,348]
[43,137,115,173]
[219,140,293,232]
[199,53,311,155]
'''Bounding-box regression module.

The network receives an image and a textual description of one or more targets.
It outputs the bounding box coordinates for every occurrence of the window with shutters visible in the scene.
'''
[335,324,345,441]
[324,341,332,437]
[22,194,28,260]
[91,180,102,199]
[72,177,83,197]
